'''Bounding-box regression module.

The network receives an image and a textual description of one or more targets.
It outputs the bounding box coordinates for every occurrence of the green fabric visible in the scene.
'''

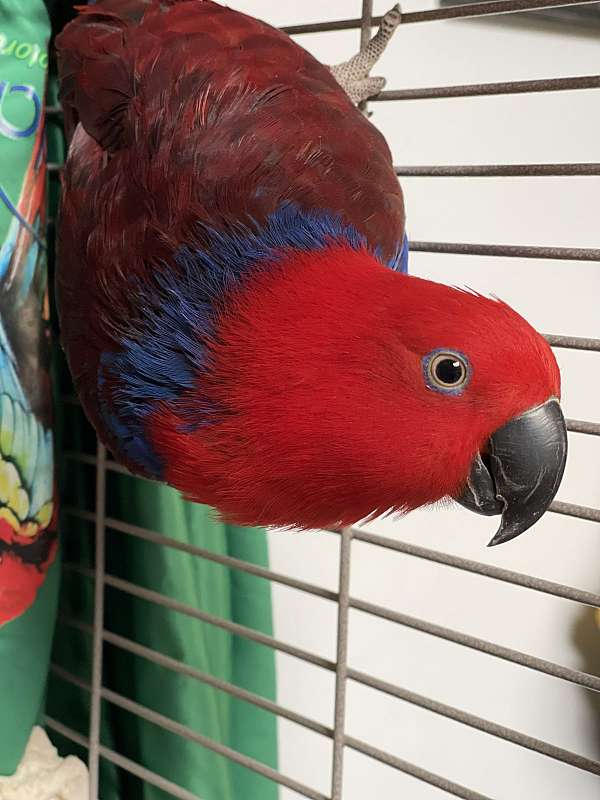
[0,0,59,776]
[103,476,279,800]
[42,2,279,794]
[48,400,279,800]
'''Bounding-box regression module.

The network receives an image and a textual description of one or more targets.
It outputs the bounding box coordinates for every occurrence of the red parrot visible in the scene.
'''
[55,0,567,544]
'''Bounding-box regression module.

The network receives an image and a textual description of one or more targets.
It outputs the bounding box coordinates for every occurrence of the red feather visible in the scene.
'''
[56,0,561,530]
[150,244,560,529]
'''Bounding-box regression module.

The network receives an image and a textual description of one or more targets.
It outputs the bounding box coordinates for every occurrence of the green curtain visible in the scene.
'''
[47,415,279,800]
[43,2,279,795]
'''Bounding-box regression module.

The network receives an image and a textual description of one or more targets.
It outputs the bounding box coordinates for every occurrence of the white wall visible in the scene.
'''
[234,3,600,797]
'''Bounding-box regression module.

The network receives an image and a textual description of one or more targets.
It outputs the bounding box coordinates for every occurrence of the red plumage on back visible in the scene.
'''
[56,0,567,544]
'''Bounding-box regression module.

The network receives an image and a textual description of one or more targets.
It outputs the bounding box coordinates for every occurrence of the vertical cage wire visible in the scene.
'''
[88,443,107,797]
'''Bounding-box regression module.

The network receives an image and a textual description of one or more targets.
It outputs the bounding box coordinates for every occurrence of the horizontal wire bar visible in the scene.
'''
[62,562,95,582]
[59,615,600,779]
[349,597,600,692]
[61,562,336,670]
[102,618,599,772]
[59,514,600,693]
[62,506,96,523]
[45,715,89,750]
[102,629,334,738]
[344,736,492,800]
[282,0,600,33]
[102,511,338,602]
[49,663,329,800]
[51,662,91,692]
[64,449,131,475]
[544,334,600,351]
[375,75,600,102]
[103,688,329,800]
[46,710,210,800]
[63,562,600,700]
[347,668,600,775]
[46,717,203,800]
[395,163,600,177]
[350,529,600,608]
[60,556,600,697]
[53,616,600,781]
[64,503,600,672]
[64,510,600,612]
[550,500,600,523]
[103,571,338,672]
[56,571,600,777]
[57,614,94,637]
[63,505,337,601]
[409,240,600,261]
[566,418,600,436]
[37,2,599,65]
[100,748,202,800]
[49,658,501,800]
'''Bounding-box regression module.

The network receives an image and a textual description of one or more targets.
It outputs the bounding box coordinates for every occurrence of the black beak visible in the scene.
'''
[456,399,567,546]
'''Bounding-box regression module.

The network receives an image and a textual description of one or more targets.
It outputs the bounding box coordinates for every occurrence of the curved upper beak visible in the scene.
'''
[455,398,567,546]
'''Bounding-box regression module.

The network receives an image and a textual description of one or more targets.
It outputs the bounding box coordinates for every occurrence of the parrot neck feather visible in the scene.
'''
[98,203,405,477]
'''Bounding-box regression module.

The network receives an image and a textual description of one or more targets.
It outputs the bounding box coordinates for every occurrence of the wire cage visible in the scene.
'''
[44,2,600,799]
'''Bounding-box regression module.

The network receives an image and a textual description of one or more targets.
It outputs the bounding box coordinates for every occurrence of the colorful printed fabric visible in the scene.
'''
[0,0,59,776]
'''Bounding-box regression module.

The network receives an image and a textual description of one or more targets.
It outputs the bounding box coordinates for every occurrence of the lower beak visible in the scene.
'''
[455,398,567,546]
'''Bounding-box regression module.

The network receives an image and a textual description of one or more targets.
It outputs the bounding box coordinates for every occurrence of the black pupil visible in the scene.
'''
[435,358,463,385]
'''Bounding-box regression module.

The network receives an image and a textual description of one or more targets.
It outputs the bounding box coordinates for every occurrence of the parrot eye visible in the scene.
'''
[423,350,471,394]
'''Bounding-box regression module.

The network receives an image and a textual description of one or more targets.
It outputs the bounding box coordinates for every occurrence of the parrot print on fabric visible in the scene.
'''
[0,118,57,626]
[56,0,567,545]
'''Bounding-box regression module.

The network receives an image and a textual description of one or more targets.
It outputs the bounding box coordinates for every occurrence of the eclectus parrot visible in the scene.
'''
[55,0,567,544]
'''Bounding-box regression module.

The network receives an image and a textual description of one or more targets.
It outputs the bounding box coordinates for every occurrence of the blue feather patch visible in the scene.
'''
[99,203,405,475]
[394,232,409,274]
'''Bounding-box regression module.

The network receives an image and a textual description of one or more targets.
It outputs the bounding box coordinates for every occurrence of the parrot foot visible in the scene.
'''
[328,4,402,105]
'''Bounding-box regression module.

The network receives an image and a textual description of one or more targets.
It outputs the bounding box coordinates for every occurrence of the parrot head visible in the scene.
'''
[149,237,567,542]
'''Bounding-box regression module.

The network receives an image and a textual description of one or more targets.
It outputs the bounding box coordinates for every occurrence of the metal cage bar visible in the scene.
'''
[55,612,600,775]
[281,0,600,33]
[45,716,205,800]
[54,601,600,778]
[409,241,600,261]
[375,75,600,101]
[64,504,600,609]
[53,588,600,790]
[331,528,353,799]
[60,509,600,694]
[394,163,600,176]
[88,443,107,797]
